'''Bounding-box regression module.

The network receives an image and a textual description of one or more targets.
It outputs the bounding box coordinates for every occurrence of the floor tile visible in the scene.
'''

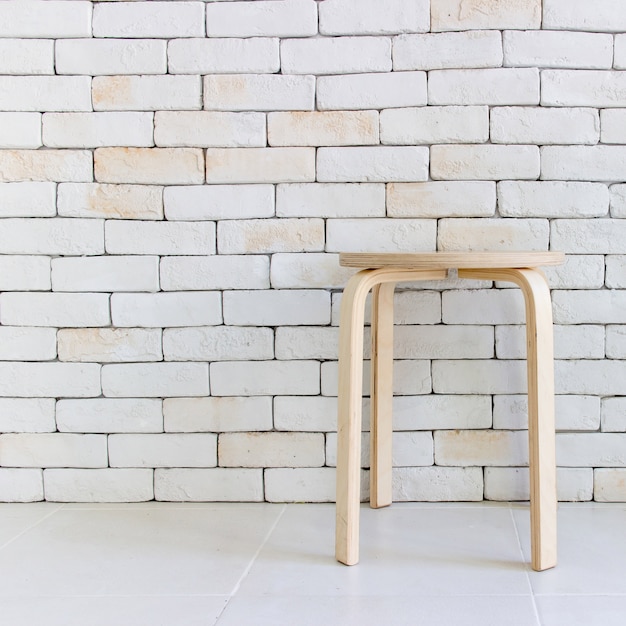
[536,595,626,626]
[0,504,283,597]
[513,504,626,594]
[238,503,531,596]
[217,595,540,626]
[0,503,62,547]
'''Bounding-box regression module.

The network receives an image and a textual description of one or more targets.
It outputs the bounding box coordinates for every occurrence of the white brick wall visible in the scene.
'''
[0,0,624,505]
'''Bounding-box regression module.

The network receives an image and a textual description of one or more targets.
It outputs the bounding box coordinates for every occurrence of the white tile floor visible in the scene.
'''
[1,502,625,625]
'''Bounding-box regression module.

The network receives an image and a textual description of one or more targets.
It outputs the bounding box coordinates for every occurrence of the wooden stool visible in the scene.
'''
[335,251,565,572]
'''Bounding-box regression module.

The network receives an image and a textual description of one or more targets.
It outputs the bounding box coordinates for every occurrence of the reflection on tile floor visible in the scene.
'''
[0,502,625,625]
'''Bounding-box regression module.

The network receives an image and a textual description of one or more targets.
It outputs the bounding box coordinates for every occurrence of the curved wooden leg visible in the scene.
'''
[370,282,396,509]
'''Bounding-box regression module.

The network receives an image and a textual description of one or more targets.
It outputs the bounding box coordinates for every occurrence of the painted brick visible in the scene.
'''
[92,75,201,111]
[268,111,378,147]
[102,363,210,398]
[394,31,502,70]
[0,293,110,328]
[0,39,53,75]
[503,31,613,69]
[0,76,91,112]
[433,359,526,394]
[281,36,391,75]
[43,112,154,148]
[219,432,324,467]
[223,290,329,326]
[57,329,163,363]
[95,148,204,185]
[164,326,273,362]
[0,363,100,398]
[541,71,626,107]
[155,468,263,502]
[270,253,356,289]
[553,290,626,324]
[205,0,317,38]
[164,184,274,221]
[274,396,338,432]
[602,397,626,432]
[93,2,205,38]
[611,185,626,218]
[206,148,315,184]
[109,434,217,468]
[44,469,153,503]
[111,292,222,328]
[595,469,626,502]
[393,325,494,359]
[428,68,539,105]
[0,218,103,255]
[0,113,42,149]
[160,256,269,291]
[277,183,385,218]
[265,468,336,503]
[218,218,324,254]
[0,1,91,38]
[556,360,626,395]
[318,146,429,183]
[485,467,593,502]
[551,219,626,253]
[387,182,496,218]
[497,324,605,360]
[542,255,605,290]
[493,394,600,431]
[321,360,432,397]
[52,256,159,292]
[275,327,338,360]
[317,71,427,110]
[435,429,527,466]
[0,469,43,502]
[0,398,56,434]
[543,0,626,32]
[168,37,279,74]
[164,397,273,433]
[607,325,626,359]
[326,218,435,253]
[606,257,626,289]
[431,0,541,31]
[393,467,483,501]
[0,256,51,291]
[438,218,548,251]
[0,150,92,183]
[443,289,524,324]
[0,182,55,217]
[56,39,166,75]
[155,111,265,148]
[497,181,608,218]
[491,107,599,145]
[0,433,106,467]
[601,110,626,144]
[204,74,314,111]
[381,106,489,145]
[211,361,320,396]
[431,145,540,180]
[557,433,626,467]
[320,0,429,35]
[56,398,163,434]
[0,327,56,362]
[616,35,626,70]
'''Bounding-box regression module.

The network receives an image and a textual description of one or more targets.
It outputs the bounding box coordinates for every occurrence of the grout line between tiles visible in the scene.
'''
[0,504,65,552]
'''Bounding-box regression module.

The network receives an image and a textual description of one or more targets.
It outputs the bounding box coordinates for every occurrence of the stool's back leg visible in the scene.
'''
[370,282,396,509]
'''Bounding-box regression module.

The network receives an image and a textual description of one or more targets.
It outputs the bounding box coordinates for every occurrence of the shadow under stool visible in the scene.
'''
[335,251,565,572]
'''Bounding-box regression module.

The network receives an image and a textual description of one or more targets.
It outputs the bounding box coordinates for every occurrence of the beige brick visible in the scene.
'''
[595,469,626,502]
[431,0,541,31]
[431,144,540,180]
[57,183,163,220]
[95,148,204,185]
[219,432,324,468]
[155,111,265,148]
[205,148,315,184]
[163,397,272,433]
[268,111,378,147]
[393,467,483,501]
[435,429,528,466]
[387,181,496,218]
[58,328,162,363]
[270,252,356,289]
[0,150,92,183]
[218,218,324,254]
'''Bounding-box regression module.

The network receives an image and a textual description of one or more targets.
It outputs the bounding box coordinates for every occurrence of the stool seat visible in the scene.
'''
[335,250,564,573]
